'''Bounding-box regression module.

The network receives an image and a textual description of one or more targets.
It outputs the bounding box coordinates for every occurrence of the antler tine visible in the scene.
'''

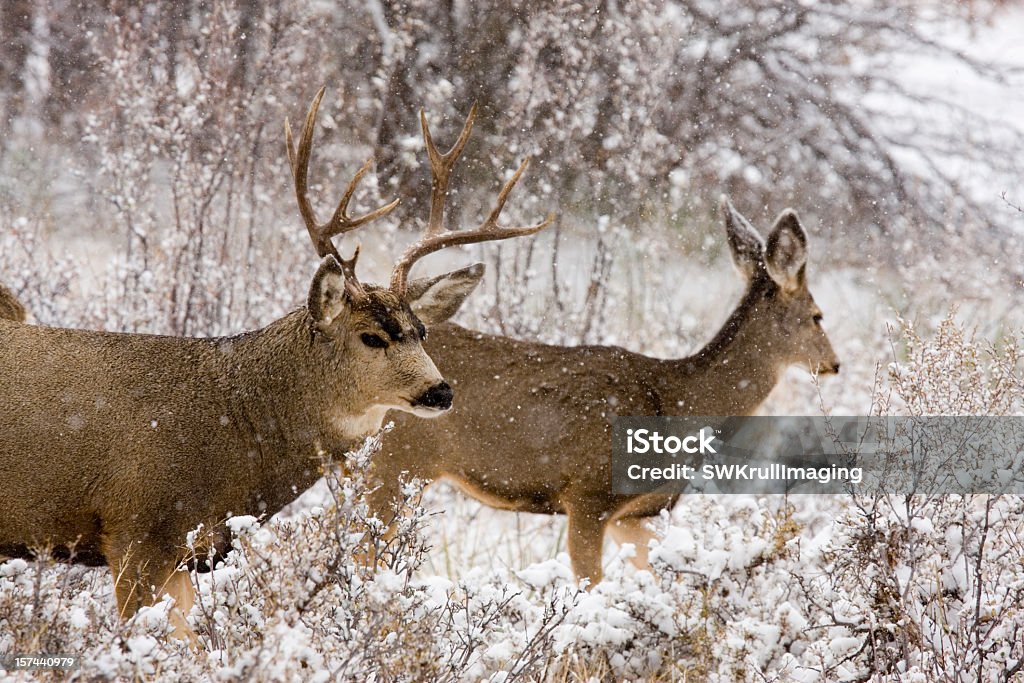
[421,103,478,237]
[484,157,533,231]
[285,86,400,276]
[286,87,330,257]
[326,158,401,239]
[390,154,554,295]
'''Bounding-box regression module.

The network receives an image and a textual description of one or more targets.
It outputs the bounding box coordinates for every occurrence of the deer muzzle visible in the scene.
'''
[412,381,454,412]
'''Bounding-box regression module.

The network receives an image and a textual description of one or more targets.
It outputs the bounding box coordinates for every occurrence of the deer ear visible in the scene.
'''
[407,263,485,325]
[764,209,808,292]
[720,195,764,280]
[308,256,352,329]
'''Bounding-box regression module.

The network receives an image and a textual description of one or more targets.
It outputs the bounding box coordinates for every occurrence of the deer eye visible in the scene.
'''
[360,333,388,349]
[813,314,823,325]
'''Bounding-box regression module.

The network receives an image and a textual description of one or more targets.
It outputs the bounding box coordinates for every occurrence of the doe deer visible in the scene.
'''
[0,88,550,640]
[371,198,840,586]
[0,283,25,322]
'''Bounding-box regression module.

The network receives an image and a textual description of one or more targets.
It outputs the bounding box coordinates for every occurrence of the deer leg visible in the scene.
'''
[103,537,147,620]
[109,562,144,621]
[609,516,657,572]
[104,537,198,647]
[566,507,608,588]
[160,569,199,647]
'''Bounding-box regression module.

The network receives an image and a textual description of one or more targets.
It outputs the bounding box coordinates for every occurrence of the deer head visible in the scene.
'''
[721,196,840,376]
[286,88,551,420]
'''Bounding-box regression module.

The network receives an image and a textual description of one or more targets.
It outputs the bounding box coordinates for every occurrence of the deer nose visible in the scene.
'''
[415,381,453,410]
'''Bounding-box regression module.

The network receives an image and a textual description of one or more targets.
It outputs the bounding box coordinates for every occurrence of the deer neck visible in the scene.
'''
[222,310,367,509]
[659,274,786,416]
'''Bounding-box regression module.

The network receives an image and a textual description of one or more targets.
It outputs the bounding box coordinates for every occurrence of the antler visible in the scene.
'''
[389,105,554,296]
[285,87,400,294]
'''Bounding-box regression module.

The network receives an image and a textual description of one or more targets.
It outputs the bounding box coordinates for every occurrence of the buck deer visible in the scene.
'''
[0,283,25,322]
[0,88,550,641]
[371,197,840,586]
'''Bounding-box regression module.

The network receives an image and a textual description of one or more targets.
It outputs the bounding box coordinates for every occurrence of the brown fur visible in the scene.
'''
[0,284,25,322]
[373,200,840,585]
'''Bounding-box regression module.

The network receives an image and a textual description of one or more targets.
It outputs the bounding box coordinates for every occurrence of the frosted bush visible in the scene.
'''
[0,430,581,682]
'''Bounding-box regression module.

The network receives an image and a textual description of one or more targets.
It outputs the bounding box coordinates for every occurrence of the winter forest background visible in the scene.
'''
[1,1,1023,681]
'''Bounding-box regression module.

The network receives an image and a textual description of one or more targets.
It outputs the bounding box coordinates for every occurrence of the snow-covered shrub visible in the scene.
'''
[792,315,1024,681]
[0,218,75,325]
[0,430,579,682]
[76,0,328,336]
